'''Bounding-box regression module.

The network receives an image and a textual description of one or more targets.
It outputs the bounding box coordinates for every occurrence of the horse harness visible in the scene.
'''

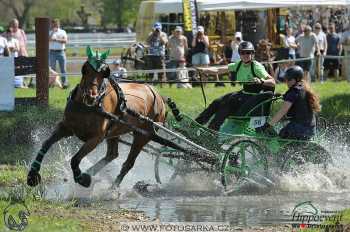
[66,75,160,138]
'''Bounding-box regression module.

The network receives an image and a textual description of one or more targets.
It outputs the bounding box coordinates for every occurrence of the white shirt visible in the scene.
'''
[0,36,8,56]
[296,33,318,58]
[315,31,327,52]
[49,28,67,50]
[231,41,241,62]
[285,35,296,55]
[7,37,20,57]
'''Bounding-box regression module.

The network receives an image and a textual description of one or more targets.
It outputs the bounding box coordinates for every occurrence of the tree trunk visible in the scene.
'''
[116,0,124,29]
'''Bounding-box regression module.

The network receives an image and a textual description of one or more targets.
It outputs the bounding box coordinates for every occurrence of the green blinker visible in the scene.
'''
[86,46,110,72]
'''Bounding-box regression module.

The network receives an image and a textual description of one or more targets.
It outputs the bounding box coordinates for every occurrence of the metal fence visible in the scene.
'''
[19,55,350,83]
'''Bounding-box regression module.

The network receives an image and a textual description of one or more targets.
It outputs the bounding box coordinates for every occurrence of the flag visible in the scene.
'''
[182,0,198,35]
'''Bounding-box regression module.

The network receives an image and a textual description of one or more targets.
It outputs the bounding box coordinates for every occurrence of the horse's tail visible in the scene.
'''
[161,96,183,121]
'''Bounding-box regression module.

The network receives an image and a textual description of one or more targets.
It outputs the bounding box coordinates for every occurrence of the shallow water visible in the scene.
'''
[33,126,350,227]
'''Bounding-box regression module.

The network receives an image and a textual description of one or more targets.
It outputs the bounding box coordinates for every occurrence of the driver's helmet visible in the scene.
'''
[238,41,255,54]
[285,65,304,82]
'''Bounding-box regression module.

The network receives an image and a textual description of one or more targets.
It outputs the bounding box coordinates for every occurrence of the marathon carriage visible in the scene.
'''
[26,47,331,191]
[151,93,331,190]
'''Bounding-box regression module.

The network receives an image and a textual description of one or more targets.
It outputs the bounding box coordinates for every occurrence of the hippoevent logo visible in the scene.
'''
[3,199,30,231]
[291,201,343,230]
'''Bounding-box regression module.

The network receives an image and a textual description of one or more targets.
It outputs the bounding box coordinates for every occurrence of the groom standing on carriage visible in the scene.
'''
[195,41,276,131]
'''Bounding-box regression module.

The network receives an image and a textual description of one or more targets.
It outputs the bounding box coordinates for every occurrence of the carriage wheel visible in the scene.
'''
[280,142,332,172]
[220,140,268,188]
[154,151,188,184]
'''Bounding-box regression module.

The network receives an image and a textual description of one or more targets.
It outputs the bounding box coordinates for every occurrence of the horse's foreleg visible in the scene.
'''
[113,132,149,188]
[71,136,103,188]
[27,122,72,187]
[86,137,119,176]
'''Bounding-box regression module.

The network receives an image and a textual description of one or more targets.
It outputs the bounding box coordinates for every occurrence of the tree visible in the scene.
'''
[76,5,91,27]
[0,0,38,28]
[30,0,81,26]
[101,0,142,29]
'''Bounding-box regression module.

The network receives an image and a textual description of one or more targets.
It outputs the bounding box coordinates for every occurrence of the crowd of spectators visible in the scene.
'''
[2,8,350,90]
[140,9,350,88]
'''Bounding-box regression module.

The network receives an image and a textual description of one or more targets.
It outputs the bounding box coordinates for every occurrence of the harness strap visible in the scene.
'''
[108,77,127,113]
[232,60,257,79]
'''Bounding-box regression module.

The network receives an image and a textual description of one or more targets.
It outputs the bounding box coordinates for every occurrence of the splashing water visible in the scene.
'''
[27,124,350,226]
[30,123,350,198]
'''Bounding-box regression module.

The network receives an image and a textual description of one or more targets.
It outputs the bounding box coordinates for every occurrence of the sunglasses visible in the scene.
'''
[240,51,254,55]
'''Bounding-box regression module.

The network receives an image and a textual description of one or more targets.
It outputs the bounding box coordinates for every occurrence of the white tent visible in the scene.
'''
[154,0,350,14]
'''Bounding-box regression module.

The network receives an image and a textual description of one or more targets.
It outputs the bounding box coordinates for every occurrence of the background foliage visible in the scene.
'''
[0,0,144,30]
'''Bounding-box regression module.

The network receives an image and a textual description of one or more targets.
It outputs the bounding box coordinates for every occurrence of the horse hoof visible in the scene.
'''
[76,173,91,188]
[27,170,41,187]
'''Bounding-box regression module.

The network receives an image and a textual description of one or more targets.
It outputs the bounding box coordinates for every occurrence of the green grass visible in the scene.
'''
[301,209,350,231]
[0,199,82,232]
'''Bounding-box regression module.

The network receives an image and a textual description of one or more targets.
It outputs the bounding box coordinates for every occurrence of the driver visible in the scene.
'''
[258,65,320,140]
[195,41,276,131]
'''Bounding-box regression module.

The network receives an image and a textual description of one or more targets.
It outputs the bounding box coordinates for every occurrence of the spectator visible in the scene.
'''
[8,19,28,57]
[285,27,297,60]
[296,25,320,82]
[6,28,26,88]
[314,23,327,82]
[167,26,188,82]
[49,18,68,88]
[0,27,9,57]
[231,32,242,63]
[111,59,127,80]
[176,58,192,89]
[5,28,20,57]
[146,22,168,85]
[274,61,290,83]
[222,39,233,65]
[255,39,275,76]
[340,24,350,82]
[296,21,307,38]
[277,33,289,60]
[191,26,210,68]
[325,23,342,80]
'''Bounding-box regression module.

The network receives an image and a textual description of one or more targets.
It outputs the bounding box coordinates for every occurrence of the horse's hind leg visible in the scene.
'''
[86,137,119,176]
[27,122,72,187]
[71,136,104,188]
[113,132,149,188]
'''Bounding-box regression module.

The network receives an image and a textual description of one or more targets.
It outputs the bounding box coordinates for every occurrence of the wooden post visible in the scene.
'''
[35,17,49,106]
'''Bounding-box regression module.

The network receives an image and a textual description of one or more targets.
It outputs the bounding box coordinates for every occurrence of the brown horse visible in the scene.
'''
[27,47,166,188]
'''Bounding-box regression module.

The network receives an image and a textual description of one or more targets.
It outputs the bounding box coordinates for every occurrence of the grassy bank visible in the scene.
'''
[0,164,147,231]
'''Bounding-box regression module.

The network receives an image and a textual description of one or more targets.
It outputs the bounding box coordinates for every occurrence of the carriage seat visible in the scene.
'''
[234,91,274,117]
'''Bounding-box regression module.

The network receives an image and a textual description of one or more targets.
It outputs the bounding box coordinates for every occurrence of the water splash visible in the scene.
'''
[29,123,350,201]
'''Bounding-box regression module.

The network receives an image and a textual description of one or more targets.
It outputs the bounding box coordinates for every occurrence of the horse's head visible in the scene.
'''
[80,46,111,106]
